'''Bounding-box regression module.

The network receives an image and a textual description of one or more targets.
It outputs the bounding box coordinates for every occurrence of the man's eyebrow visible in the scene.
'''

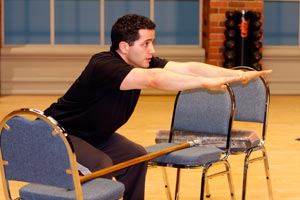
[143,38,155,43]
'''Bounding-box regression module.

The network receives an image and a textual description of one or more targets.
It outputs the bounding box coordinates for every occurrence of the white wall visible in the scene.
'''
[0,45,205,95]
[263,47,300,95]
[1,46,300,95]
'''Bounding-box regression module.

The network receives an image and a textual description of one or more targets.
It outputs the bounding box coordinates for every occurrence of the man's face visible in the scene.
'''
[125,29,156,68]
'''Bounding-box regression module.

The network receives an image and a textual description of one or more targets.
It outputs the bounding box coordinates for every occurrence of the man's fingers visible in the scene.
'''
[242,69,273,83]
[259,69,272,75]
[220,84,227,90]
[208,84,227,91]
[208,69,272,90]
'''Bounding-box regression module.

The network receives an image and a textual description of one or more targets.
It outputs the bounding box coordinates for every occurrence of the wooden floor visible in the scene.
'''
[0,94,300,200]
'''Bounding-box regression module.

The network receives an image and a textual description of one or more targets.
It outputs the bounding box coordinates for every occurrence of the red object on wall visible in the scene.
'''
[223,10,263,70]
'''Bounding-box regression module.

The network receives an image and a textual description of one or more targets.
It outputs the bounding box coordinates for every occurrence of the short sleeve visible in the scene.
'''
[149,57,168,68]
[89,52,134,90]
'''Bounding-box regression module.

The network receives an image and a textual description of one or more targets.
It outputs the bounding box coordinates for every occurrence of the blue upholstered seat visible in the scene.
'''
[146,143,222,166]
[20,178,124,200]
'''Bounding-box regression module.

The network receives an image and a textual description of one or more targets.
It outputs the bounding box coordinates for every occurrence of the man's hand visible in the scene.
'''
[239,70,272,84]
[203,69,272,91]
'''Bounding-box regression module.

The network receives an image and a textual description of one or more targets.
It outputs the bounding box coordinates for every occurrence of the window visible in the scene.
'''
[264,0,300,46]
[55,0,100,44]
[4,0,50,44]
[3,0,200,46]
[154,0,199,45]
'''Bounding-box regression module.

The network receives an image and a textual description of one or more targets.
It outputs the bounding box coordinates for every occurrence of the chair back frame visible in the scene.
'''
[0,108,84,200]
[230,66,270,142]
[229,66,273,200]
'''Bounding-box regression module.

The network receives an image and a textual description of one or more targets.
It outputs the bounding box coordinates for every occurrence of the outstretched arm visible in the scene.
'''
[120,61,272,91]
[121,67,243,91]
[164,61,272,79]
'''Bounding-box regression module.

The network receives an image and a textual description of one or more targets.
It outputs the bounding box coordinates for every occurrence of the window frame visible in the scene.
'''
[264,0,300,46]
[1,0,203,47]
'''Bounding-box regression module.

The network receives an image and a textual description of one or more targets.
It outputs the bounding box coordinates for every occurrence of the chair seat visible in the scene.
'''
[145,143,222,167]
[155,129,261,152]
[20,178,125,200]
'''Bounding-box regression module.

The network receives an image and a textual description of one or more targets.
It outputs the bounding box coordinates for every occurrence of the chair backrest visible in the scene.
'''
[229,66,270,141]
[0,108,82,198]
[169,85,235,152]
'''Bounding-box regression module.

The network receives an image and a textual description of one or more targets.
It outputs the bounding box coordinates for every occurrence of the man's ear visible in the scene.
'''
[119,41,129,54]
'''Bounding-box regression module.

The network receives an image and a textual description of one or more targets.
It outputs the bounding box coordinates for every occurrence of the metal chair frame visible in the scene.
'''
[228,66,273,200]
[148,85,236,200]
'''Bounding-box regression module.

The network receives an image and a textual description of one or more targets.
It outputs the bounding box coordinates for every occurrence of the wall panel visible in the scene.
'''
[1,46,205,95]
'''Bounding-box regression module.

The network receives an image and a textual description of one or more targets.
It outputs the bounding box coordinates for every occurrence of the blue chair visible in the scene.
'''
[146,85,236,200]
[227,66,273,200]
[0,108,125,200]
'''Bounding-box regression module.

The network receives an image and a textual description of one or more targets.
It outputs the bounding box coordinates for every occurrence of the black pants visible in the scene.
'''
[69,133,148,200]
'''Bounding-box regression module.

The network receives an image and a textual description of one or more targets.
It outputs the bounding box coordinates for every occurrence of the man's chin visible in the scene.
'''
[136,64,150,68]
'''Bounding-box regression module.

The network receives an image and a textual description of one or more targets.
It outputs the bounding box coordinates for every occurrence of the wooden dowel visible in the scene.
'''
[80,142,192,183]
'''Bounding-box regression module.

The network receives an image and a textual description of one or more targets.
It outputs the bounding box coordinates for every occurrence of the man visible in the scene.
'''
[44,14,272,200]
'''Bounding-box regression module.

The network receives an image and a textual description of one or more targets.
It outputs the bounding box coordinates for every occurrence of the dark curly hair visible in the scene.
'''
[111,14,156,50]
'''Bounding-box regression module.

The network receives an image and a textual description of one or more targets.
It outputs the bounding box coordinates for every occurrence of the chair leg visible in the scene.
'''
[223,160,236,200]
[261,146,273,200]
[242,147,273,200]
[200,166,209,200]
[202,161,235,200]
[242,148,252,200]
[174,169,181,200]
[160,161,236,200]
[161,167,173,200]
[205,176,211,198]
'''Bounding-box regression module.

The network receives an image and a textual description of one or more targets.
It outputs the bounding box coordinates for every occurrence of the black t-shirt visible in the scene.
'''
[44,50,168,146]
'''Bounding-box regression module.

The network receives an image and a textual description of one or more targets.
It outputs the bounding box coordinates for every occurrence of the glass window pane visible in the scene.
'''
[104,0,150,45]
[154,0,199,45]
[4,0,50,44]
[264,2,299,46]
[55,0,100,44]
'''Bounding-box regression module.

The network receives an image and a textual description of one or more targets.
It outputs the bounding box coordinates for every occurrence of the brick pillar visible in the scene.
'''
[202,0,264,67]
[0,1,2,47]
[0,0,2,96]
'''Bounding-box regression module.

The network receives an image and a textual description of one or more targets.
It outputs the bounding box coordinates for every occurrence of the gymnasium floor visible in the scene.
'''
[0,95,300,199]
